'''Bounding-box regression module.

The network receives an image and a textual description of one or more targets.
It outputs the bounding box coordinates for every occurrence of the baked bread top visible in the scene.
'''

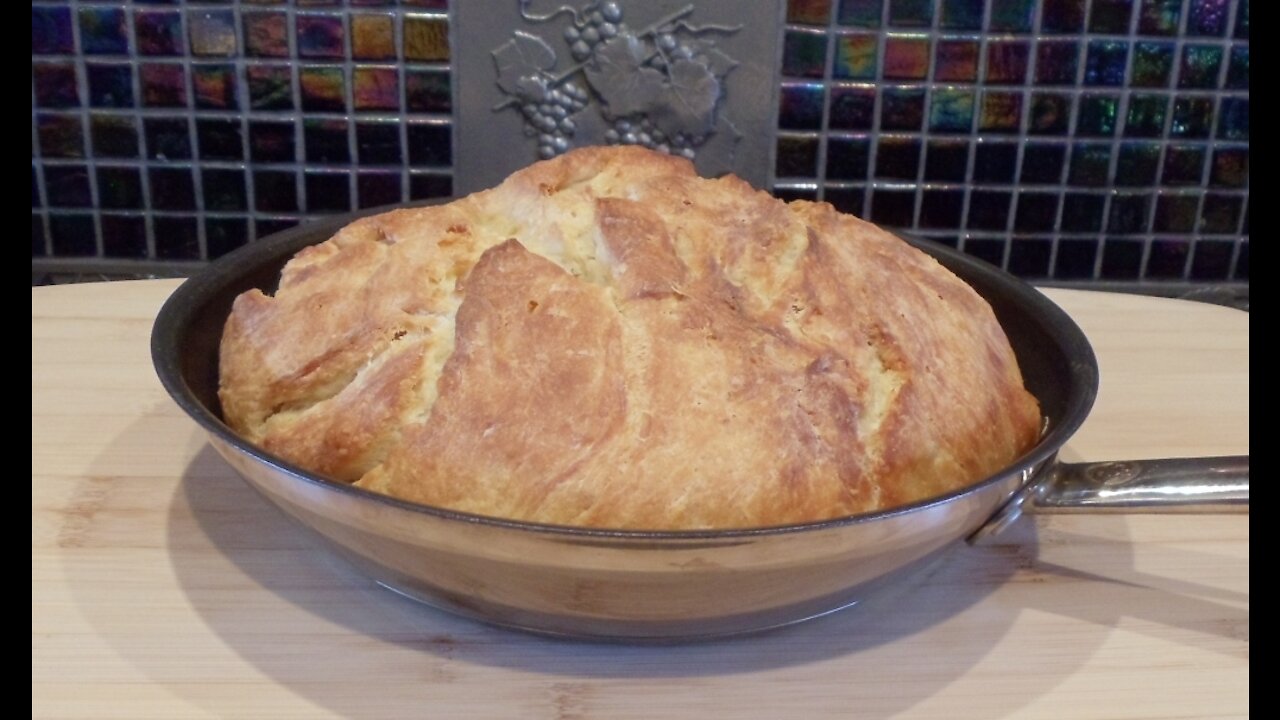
[219,146,1040,530]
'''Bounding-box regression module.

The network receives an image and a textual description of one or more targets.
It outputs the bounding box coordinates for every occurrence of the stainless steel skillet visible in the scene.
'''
[151,203,1248,641]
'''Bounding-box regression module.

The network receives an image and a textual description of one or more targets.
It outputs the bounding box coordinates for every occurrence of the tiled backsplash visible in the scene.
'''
[32,0,1248,287]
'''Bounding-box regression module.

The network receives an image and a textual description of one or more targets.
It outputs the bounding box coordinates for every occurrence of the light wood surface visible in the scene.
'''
[32,280,1249,719]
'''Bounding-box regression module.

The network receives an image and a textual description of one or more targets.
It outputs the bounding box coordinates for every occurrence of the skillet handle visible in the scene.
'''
[968,456,1248,544]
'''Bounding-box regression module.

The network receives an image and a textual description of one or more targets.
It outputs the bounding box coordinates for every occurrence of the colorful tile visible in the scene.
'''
[148,168,195,210]
[1042,0,1086,33]
[1085,40,1128,86]
[888,0,932,27]
[33,63,80,108]
[1035,41,1079,85]
[935,41,978,82]
[881,87,926,130]
[193,65,237,110]
[32,6,73,54]
[1137,0,1181,35]
[100,214,147,259]
[404,15,451,62]
[354,67,399,111]
[86,64,133,108]
[253,171,299,212]
[1029,92,1071,134]
[139,63,187,107]
[405,69,452,113]
[97,167,142,210]
[883,36,929,80]
[1170,96,1213,138]
[49,214,96,257]
[968,190,1013,230]
[189,10,237,56]
[979,91,1023,133]
[1124,94,1167,137]
[920,190,964,228]
[833,34,877,80]
[1130,42,1174,86]
[1088,0,1134,33]
[202,169,247,211]
[924,140,969,182]
[244,12,289,58]
[249,121,296,163]
[306,172,351,212]
[144,118,191,160]
[298,15,345,59]
[1146,240,1189,278]
[828,86,876,129]
[1069,143,1112,185]
[779,84,826,130]
[196,119,243,160]
[45,165,92,207]
[1153,193,1197,232]
[1014,193,1060,232]
[1235,0,1249,38]
[358,172,403,209]
[304,119,351,163]
[940,0,983,30]
[836,0,882,28]
[788,0,832,25]
[300,67,347,112]
[353,14,396,60]
[987,42,1030,84]
[1178,45,1223,89]
[247,65,294,110]
[154,217,200,260]
[783,31,828,78]
[1225,46,1249,89]
[775,135,820,177]
[1116,142,1160,185]
[37,114,84,158]
[357,122,402,165]
[826,136,869,179]
[870,189,915,226]
[407,123,453,167]
[974,142,1018,182]
[1162,145,1206,186]
[403,0,450,8]
[135,11,182,56]
[990,0,1036,32]
[1061,193,1106,231]
[875,137,921,180]
[1217,97,1248,140]
[90,115,139,158]
[1020,143,1067,183]
[1188,0,1229,36]
[1210,148,1248,188]
[79,7,128,55]
[1107,192,1150,233]
[929,89,975,133]
[1076,94,1119,136]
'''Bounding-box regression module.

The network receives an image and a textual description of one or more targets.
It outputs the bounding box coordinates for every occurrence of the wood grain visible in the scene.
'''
[32,281,1248,720]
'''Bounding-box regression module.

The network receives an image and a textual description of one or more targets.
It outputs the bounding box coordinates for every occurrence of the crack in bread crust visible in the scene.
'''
[219,146,1041,529]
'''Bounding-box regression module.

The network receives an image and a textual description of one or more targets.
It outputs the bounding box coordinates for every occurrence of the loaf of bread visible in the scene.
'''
[219,146,1040,530]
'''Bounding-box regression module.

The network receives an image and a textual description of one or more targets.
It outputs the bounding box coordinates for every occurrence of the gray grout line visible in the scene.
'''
[32,77,54,258]
[67,3,107,260]
[230,1,257,247]
[122,4,156,260]
[956,0,995,256]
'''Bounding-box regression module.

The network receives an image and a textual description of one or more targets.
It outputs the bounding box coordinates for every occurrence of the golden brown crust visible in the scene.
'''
[219,146,1040,530]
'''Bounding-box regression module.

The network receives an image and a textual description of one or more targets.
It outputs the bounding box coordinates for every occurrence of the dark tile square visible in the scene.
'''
[96,166,142,209]
[189,10,237,56]
[826,137,870,180]
[405,69,452,113]
[1188,0,1229,36]
[254,171,298,212]
[1124,94,1168,137]
[1076,95,1119,136]
[925,141,969,182]
[358,173,403,209]
[965,238,1006,267]
[929,89,975,133]
[1161,145,1205,186]
[1029,93,1071,134]
[249,121,295,163]
[144,118,191,160]
[935,41,979,82]
[1085,40,1128,86]
[1088,0,1134,33]
[1234,241,1248,280]
[1108,193,1150,234]
[1225,46,1249,89]
[776,136,820,177]
[300,67,347,112]
[32,168,39,209]
[979,92,1022,133]
[148,168,195,211]
[197,119,243,160]
[1100,238,1143,279]
[1062,193,1106,232]
[135,10,182,56]
[100,214,147,259]
[779,84,826,130]
[357,122,403,165]
[1179,44,1223,88]
[968,190,1012,230]
[1009,238,1051,278]
[1014,193,1060,232]
[193,64,237,110]
[940,0,984,29]
[1116,142,1161,185]
[1137,0,1181,35]
[139,63,186,107]
[875,138,921,180]
[833,34,877,79]
[206,217,248,259]
[37,114,83,158]
[297,14,345,59]
[824,187,866,215]
[1170,96,1213,138]
[783,31,828,78]
[920,190,964,229]
[828,86,875,130]
[409,174,453,201]
[353,67,398,111]
[87,64,134,107]
[1131,41,1174,86]
[306,173,351,213]
[49,214,96,257]
[1235,0,1249,38]
[1054,239,1098,279]
[1068,143,1111,186]
[990,0,1036,31]
[927,235,960,249]
[32,6,73,55]
[1190,240,1233,279]
[154,216,200,260]
[1042,0,1086,33]
[33,63,80,108]
[987,41,1030,84]
[202,169,247,211]
[1146,240,1189,278]
[974,142,1018,183]
[870,189,915,227]
[1153,193,1197,232]
[888,0,932,26]
[256,219,299,239]
[247,65,294,110]
[1034,41,1079,85]
[244,11,289,58]
[88,116,138,159]
[1209,148,1248,188]
[45,166,92,208]
[1020,144,1067,183]
[1200,193,1243,233]
[884,37,930,80]
[1217,98,1248,141]
[407,123,453,168]
[836,0,882,28]
[79,7,128,55]
[305,119,351,163]
[880,88,925,130]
